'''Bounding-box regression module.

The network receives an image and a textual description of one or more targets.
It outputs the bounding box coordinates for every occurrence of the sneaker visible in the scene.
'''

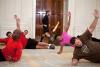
[49,44,55,49]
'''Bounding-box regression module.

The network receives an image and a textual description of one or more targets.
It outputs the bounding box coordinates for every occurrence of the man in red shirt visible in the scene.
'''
[14,15,55,49]
[0,29,22,62]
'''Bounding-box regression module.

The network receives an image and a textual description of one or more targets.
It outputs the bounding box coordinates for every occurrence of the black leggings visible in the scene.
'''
[0,49,6,61]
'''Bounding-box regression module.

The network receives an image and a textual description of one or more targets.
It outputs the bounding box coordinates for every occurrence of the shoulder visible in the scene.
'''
[20,32,25,36]
[84,28,92,35]
[80,29,92,38]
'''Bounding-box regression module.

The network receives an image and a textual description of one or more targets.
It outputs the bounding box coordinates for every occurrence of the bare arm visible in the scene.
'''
[57,46,63,54]
[52,21,60,33]
[72,58,79,66]
[88,9,99,33]
[64,11,71,32]
[14,15,21,30]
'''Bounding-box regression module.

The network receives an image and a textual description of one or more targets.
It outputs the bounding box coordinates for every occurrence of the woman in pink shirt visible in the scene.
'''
[57,11,73,54]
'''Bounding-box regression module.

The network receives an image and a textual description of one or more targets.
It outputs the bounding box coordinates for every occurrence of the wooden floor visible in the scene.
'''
[0,46,100,67]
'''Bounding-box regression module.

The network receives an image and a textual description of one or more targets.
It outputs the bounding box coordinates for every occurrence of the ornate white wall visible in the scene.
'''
[68,0,100,38]
[0,0,36,38]
[0,0,100,38]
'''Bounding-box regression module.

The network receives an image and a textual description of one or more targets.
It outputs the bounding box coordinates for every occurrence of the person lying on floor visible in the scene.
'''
[14,15,55,49]
[48,21,60,44]
[70,9,100,66]
[0,29,22,62]
[24,21,60,44]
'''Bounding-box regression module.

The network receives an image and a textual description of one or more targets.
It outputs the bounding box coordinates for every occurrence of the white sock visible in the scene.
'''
[48,44,51,49]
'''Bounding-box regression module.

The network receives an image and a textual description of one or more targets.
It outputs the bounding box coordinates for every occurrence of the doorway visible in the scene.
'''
[36,0,64,42]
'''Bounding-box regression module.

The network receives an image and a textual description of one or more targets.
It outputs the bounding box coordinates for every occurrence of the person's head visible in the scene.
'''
[12,29,21,40]
[24,30,28,35]
[46,11,49,15]
[6,31,12,38]
[70,37,82,47]
[14,14,17,19]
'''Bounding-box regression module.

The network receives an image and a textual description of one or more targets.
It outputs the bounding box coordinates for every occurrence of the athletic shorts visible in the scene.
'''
[25,38,38,49]
[0,49,6,61]
[43,26,49,33]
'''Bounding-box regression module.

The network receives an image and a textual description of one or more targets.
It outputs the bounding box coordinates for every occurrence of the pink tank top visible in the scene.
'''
[60,32,72,46]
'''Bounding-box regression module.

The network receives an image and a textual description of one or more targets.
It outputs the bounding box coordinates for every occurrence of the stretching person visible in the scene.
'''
[6,31,12,38]
[57,11,73,54]
[0,29,22,62]
[49,21,60,43]
[24,30,28,36]
[70,9,100,66]
[14,15,55,49]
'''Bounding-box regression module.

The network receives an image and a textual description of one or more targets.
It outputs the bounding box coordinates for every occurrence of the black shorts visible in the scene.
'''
[25,38,38,49]
[0,49,6,61]
[43,26,49,33]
